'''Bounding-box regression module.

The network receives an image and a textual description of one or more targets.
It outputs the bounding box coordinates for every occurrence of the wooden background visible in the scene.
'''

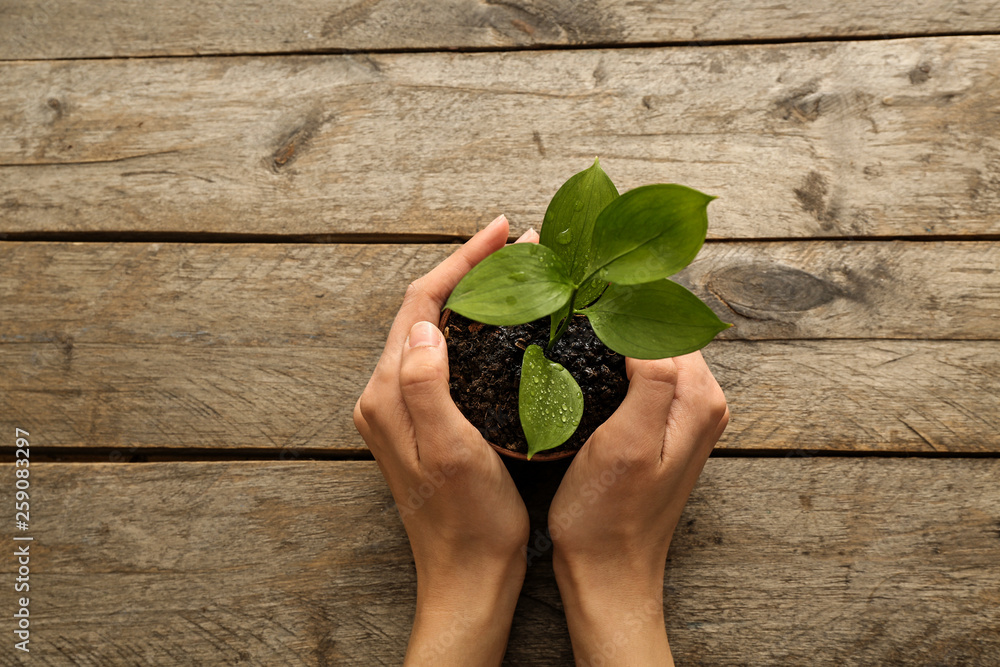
[1,1,998,664]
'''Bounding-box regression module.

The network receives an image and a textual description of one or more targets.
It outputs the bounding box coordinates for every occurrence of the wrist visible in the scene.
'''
[553,551,665,624]
[552,544,666,605]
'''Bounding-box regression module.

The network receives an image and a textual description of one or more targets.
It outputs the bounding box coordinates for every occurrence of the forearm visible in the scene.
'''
[553,554,674,666]
[405,555,525,665]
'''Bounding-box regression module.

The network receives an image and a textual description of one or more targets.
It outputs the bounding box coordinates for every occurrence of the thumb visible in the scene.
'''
[592,358,678,462]
[398,321,479,458]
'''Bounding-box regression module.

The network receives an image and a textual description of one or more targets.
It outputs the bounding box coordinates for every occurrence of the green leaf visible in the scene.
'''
[446,243,574,326]
[586,184,714,286]
[586,279,731,359]
[539,158,620,287]
[519,345,584,459]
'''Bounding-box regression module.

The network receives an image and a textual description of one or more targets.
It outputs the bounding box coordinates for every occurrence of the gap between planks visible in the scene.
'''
[1,448,998,464]
[3,233,1000,245]
[4,30,1000,63]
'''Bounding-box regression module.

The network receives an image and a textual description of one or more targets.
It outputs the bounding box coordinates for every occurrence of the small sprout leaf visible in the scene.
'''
[446,244,574,326]
[586,184,714,285]
[539,158,620,287]
[586,280,731,359]
[520,345,584,459]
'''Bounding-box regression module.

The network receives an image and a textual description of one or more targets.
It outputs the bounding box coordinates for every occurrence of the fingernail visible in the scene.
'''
[408,321,442,348]
[515,227,537,242]
[487,214,507,229]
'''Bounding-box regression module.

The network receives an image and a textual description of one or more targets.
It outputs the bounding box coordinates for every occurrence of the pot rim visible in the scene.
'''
[439,308,580,463]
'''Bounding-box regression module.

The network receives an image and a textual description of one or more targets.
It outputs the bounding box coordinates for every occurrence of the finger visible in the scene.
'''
[403,213,510,317]
[352,398,370,440]
[398,321,483,462]
[593,357,679,463]
[354,377,420,466]
[513,227,539,244]
[668,350,729,453]
[377,214,510,375]
[715,407,731,441]
[671,349,710,378]
[622,357,678,421]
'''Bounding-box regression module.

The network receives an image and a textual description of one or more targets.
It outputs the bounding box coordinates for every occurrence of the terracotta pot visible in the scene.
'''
[439,309,580,462]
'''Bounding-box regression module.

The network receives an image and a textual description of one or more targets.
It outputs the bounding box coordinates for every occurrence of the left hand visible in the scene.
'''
[353,214,534,665]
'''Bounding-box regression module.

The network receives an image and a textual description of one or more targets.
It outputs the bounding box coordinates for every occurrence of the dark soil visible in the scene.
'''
[444,311,629,457]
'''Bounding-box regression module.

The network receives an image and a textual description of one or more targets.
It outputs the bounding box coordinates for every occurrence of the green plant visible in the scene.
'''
[446,160,731,458]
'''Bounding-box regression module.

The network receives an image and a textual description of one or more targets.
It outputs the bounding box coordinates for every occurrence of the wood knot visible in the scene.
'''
[707,263,842,317]
[269,112,334,173]
[46,97,65,120]
[794,171,841,230]
[272,141,296,169]
[511,18,535,36]
[775,83,827,123]
[908,63,931,85]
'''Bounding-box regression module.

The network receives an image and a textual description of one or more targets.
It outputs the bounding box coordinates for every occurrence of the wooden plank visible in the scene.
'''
[1,1,997,59]
[2,37,998,238]
[0,459,996,664]
[3,339,998,454]
[3,241,997,343]
[2,241,998,453]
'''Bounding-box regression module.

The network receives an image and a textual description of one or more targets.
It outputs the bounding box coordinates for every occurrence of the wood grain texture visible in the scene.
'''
[2,242,998,453]
[1,1,998,59]
[3,339,998,455]
[2,37,998,238]
[0,459,997,665]
[3,241,997,343]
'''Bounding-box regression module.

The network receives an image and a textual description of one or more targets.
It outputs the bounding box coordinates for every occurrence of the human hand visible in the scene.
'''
[353,215,536,665]
[548,353,729,665]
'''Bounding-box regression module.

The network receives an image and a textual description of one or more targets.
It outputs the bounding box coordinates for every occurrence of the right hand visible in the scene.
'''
[548,352,729,665]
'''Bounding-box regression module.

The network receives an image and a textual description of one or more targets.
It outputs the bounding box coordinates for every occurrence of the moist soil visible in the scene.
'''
[444,311,629,457]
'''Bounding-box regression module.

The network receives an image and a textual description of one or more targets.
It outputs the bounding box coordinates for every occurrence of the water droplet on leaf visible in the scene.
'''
[511,271,527,282]
[556,229,572,245]
[573,200,584,211]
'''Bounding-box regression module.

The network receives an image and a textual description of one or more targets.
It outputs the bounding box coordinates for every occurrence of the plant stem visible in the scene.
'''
[547,315,571,352]
[547,289,577,352]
